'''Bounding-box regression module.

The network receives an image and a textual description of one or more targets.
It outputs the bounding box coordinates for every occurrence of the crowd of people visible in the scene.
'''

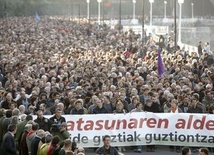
[0,15,213,154]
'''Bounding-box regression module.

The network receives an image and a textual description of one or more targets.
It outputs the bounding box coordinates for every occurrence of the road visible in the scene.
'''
[85,146,214,155]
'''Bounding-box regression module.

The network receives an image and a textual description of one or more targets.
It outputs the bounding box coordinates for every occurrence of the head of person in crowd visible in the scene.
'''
[44,133,53,143]
[208,104,214,114]
[32,122,39,132]
[19,105,26,115]
[59,122,67,132]
[102,135,111,148]
[62,139,72,152]
[55,108,63,119]
[26,114,33,122]
[114,99,125,113]
[199,148,209,155]
[37,110,44,120]
[40,92,48,101]
[191,93,200,107]
[95,98,103,108]
[0,108,5,118]
[36,129,45,138]
[74,99,84,111]
[170,99,179,112]
[5,109,12,118]
[135,102,143,112]
[25,123,33,132]
[77,147,85,155]
[39,103,48,112]
[28,105,36,114]
[56,102,65,112]
[182,147,191,155]
[51,135,60,147]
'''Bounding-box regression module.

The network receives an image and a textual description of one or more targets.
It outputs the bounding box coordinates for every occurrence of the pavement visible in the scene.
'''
[85,146,214,155]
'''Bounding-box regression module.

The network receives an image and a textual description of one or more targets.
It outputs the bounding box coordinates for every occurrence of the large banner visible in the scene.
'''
[42,113,214,147]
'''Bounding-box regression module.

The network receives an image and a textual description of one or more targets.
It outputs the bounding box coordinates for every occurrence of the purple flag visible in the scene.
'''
[157,48,164,77]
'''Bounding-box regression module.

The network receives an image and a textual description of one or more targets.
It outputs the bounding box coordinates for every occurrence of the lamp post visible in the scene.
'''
[149,0,154,27]
[86,0,90,21]
[119,0,121,26]
[178,0,184,44]
[191,3,194,19]
[174,0,177,51]
[164,1,167,19]
[78,3,81,24]
[133,0,136,20]
[142,0,145,44]
[97,0,102,25]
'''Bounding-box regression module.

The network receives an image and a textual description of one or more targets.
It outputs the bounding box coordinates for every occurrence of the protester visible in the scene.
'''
[58,139,73,155]
[47,136,61,155]
[19,123,33,155]
[182,147,192,155]
[26,123,39,155]
[38,134,53,155]
[0,15,213,154]
[34,110,53,131]
[1,124,17,155]
[199,148,209,155]
[15,115,33,150]
[31,129,45,155]
[95,135,119,155]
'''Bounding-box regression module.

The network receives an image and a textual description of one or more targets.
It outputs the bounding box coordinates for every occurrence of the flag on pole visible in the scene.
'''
[35,12,41,21]
[157,48,165,77]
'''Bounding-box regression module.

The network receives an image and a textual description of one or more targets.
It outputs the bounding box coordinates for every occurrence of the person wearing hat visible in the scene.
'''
[70,99,87,115]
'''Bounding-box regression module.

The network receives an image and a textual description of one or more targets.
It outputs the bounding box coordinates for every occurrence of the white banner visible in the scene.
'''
[39,113,214,148]
[155,26,169,35]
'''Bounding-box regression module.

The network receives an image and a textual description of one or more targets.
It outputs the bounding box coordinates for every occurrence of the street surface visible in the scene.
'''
[86,146,214,155]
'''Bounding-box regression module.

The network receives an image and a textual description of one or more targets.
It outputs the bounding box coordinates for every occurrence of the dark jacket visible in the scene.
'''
[1,132,16,155]
[0,116,5,142]
[31,136,41,155]
[187,105,203,113]
[144,102,163,113]
[93,106,108,114]
[34,117,53,131]
[16,97,30,108]
[2,117,11,136]
[95,146,119,155]
[70,108,84,115]
[1,100,11,109]
[19,131,28,155]
[50,115,66,125]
